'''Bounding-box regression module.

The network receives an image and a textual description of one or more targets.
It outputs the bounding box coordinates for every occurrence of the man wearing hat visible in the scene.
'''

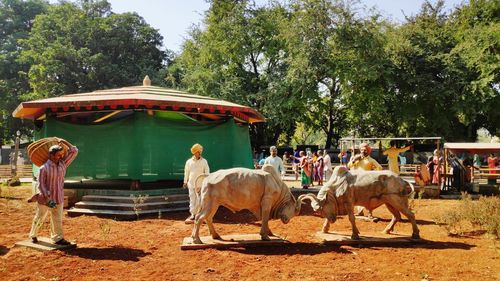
[347,143,382,218]
[183,143,210,224]
[29,139,78,245]
[348,143,382,171]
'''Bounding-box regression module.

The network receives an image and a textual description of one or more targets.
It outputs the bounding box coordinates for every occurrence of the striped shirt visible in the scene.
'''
[38,146,79,204]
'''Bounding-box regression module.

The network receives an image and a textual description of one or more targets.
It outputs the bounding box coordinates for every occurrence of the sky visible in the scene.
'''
[51,0,466,53]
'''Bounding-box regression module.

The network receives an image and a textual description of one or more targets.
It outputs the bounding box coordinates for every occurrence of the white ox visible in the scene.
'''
[300,166,420,240]
[191,164,302,244]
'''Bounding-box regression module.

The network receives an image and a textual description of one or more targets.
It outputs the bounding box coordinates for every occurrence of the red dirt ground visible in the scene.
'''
[1,185,499,281]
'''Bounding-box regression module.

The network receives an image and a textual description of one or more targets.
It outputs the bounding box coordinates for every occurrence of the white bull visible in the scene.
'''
[191,164,302,244]
[300,166,420,240]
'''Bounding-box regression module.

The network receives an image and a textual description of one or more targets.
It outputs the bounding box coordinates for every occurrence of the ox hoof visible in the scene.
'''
[260,235,271,241]
[192,238,203,244]
[382,230,392,235]
[411,233,421,240]
[351,234,360,240]
[212,234,222,240]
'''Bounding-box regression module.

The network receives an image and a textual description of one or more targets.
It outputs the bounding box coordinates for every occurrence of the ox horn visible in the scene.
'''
[298,193,320,205]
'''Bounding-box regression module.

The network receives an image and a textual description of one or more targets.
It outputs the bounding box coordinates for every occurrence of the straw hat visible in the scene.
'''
[27,137,71,167]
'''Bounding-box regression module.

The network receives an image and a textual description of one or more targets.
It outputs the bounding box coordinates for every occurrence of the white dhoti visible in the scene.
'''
[188,185,200,216]
[184,156,210,217]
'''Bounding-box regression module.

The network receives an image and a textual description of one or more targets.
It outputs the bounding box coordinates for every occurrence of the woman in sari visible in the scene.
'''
[300,151,312,189]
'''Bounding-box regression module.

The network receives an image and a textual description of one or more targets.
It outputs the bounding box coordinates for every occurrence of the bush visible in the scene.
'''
[434,193,500,239]
[7,176,21,187]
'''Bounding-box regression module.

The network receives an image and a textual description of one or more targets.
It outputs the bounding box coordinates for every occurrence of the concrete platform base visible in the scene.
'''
[181,234,289,250]
[316,232,420,245]
[15,237,76,251]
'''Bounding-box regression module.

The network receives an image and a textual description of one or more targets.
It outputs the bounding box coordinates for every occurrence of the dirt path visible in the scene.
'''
[0,186,498,281]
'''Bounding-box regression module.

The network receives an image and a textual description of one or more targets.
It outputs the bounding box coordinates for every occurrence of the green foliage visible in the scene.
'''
[283,0,394,146]
[2,0,498,149]
[290,122,326,147]
[169,0,299,147]
[447,0,500,137]
[434,193,500,239]
[383,0,499,141]
[0,0,48,144]
[20,1,166,100]
[0,0,168,143]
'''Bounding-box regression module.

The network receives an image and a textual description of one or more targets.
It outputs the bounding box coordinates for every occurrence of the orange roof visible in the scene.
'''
[444,142,500,153]
[13,84,265,124]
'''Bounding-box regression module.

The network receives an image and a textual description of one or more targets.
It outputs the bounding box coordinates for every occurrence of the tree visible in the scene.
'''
[171,0,300,148]
[282,0,391,148]
[447,0,499,137]
[20,0,167,101]
[0,0,48,144]
[384,0,499,141]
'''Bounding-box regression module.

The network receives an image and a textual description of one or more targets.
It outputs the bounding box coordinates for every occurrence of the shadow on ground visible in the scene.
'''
[64,246,151,261]
[0,245,9,256]
[225,238,475,255]
[346,239,475,250]
[227,242,352,256]
[375,217,437,225]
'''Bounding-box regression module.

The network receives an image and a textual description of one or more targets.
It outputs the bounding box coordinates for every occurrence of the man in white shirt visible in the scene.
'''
[263,146,285,177]
[183,143,210,224]
[323,151,332,181]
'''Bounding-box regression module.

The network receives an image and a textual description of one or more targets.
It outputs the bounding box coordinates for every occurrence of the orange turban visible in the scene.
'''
[190,143,203,154]
[359,143,372,154]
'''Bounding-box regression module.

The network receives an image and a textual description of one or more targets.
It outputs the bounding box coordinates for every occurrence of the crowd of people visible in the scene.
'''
[27,138,498,245]
[253,142,500,193]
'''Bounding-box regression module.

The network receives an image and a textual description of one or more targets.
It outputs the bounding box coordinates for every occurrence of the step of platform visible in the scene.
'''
[81,194,189,203]
[67,206,189,220]
[68,193,190,220]
[74,200,189,211]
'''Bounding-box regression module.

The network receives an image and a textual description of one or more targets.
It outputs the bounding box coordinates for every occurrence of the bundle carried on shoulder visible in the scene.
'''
[27,137,72,167]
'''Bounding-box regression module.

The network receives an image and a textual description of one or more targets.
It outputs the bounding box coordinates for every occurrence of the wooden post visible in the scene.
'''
[443,147,449,188]
[11,131,20,177]
[378,141,382,163]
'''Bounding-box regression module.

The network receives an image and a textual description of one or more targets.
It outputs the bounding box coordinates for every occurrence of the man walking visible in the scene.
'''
[29,139,78,245]
[183,143,210,224]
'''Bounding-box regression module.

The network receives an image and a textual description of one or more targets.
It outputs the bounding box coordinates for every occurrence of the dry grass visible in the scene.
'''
[434,193,500,239]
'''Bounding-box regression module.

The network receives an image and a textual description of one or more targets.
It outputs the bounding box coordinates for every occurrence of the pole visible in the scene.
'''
[12,131,20,177]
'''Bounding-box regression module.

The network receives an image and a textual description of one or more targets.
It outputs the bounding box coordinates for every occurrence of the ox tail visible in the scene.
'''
[193,173,209,215]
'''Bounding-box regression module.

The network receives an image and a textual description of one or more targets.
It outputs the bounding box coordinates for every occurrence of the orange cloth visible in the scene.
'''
[348,156,382,171]
[383,146,410,174]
